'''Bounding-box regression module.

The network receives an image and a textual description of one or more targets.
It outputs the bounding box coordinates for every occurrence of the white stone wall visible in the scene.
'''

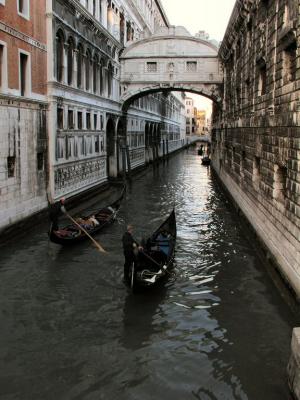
[0,100,48,231]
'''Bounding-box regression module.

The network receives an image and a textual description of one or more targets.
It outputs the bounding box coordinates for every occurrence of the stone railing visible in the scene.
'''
[54,156,106,198]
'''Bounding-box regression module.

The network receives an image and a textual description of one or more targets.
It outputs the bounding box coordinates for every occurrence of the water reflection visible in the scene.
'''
[0,148,297,400]
[122,285,169,350]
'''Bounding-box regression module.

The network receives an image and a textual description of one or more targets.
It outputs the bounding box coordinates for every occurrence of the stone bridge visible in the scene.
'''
[120,26,223,110]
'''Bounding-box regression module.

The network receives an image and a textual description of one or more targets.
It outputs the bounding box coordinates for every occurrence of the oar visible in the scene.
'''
[65,212,107,253]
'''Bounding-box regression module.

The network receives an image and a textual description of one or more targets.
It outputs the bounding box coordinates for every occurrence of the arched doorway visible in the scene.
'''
[106,118,115,178]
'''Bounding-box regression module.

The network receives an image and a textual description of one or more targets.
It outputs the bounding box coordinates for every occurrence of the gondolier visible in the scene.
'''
[125,210,176,292]
[49,198,66,232]
[122,224,141,284]
[48,185,125,245]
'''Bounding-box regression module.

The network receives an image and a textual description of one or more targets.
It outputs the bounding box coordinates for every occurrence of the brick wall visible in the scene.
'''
[212,0,300,296]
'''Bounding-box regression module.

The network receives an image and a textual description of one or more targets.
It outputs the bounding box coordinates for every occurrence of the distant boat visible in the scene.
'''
[201,156,211,166]
[129,209,176,292]
[49,186,125,245]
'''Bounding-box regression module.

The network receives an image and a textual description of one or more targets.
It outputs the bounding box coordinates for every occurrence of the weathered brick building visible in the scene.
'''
[212,0,300,294]
[0,0,48,230]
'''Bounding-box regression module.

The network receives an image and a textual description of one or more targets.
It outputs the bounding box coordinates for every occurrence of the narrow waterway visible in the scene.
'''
[0,148,298,400]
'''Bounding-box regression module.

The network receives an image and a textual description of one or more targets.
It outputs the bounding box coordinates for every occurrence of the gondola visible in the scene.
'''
[201,156,211,166]
[129,209,176,291]
[49,186,125,245]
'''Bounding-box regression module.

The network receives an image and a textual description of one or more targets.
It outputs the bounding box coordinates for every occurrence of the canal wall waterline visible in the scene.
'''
[211,161,300,300]
[288,328,300,399]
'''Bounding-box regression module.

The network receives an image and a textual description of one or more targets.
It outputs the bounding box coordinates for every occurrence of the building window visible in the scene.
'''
[81,136,86,155]
[93,56,98,94]
[77,44,83,88]
[253,156,261,188]
[94,114,98,130]
[258,63,267,96]
[7,156,16,178]
[0,44,3,89]
[284,42,297,83]
[95,136,100,153]
[86,112,91,129]
[56,30,64,83]
[186,61,197,72]
[146,62,157,72]
[19,52,29,96]
[57,107,64,129]
[273,164,287,202]
[0,43,7,91]
[74,138,78,157]
[68,110,74,129]
[108,63,113,97]
[67,38,74,86]
[17,0,30,19]
[78,111,82,129]
[85,50,92,91]
[37,152,44,171]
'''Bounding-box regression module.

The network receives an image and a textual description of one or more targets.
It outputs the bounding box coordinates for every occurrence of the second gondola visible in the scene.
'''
[49,186,125,245]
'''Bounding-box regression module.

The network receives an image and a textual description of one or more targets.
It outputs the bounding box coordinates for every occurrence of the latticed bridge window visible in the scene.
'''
[186,61,197,72]
[146,62,157,72]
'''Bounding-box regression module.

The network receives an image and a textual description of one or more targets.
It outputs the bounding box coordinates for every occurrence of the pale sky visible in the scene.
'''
[160,0,236,116]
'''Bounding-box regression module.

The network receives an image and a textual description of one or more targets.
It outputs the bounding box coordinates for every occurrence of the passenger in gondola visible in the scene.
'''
[122,224,142,284]
[49,197,66,232]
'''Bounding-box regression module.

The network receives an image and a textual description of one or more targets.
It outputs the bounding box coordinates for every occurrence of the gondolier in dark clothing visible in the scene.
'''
[49,198,66,232]
[122,224,141,283]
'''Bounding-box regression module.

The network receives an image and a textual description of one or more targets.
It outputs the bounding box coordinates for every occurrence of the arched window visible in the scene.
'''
[77,44,83,88]
[93,54,98,94]
[67,37,74,86]
[85,49,91,91]
[56,30,64,83]
[107,62,113,98]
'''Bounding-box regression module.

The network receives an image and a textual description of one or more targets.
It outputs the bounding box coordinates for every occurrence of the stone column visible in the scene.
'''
[63,42,68,85]
[102,0,108,29]
[73,49,78,88]
[95,0,100,21]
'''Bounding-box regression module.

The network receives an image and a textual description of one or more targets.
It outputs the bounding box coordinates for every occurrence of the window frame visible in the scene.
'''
[19,49,31,97]
[17,0,30,20]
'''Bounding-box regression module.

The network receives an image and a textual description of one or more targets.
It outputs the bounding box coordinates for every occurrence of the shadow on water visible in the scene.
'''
[121,284,170,351]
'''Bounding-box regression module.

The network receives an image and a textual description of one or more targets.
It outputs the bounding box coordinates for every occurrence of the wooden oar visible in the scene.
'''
[65,212,107,253]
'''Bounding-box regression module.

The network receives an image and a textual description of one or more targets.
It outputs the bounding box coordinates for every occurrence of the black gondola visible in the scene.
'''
[129,209,176,291]
[49,186,125,245]
[201,156,211,166]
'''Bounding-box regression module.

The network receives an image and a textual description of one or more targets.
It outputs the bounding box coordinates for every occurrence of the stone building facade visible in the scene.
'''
[212,0,300,295]
[0,0,48,231]
[46,0,185,201]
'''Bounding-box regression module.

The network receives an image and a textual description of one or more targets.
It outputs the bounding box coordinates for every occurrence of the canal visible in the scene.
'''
[0,148,298,400]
